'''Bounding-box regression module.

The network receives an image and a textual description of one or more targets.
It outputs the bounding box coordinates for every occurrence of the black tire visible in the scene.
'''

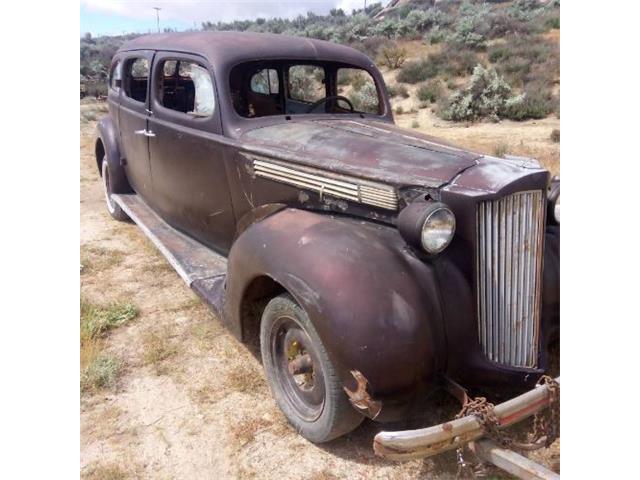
[101,157,129,222]
[260,293,363,443]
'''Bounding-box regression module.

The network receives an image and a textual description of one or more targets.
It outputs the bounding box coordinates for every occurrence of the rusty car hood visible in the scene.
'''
[240,119,482,188]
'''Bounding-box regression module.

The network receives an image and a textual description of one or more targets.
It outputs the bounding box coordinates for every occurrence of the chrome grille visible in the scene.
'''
[476,190,545,368]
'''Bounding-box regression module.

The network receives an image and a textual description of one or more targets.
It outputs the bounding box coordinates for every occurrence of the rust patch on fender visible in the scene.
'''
[343,370,382,419]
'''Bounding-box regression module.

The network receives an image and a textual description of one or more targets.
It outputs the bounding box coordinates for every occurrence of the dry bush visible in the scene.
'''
[550,129,560,143]
[378,42,407,70]
[386,83,409,99]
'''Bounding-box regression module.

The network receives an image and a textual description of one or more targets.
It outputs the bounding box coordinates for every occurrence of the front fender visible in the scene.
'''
[225,208,447,402]
[96,117,131,194]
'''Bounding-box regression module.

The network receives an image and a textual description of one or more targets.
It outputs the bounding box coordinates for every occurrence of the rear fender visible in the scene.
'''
[96,117,132,194]
[225,208,447,400]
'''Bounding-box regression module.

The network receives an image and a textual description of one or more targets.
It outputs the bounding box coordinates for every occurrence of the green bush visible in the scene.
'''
[440,65,522,122]
[417,80,442,104]
[449,1,490,49]
[397,59,439,84]
[502,87,556,120]
[425,26,446,44]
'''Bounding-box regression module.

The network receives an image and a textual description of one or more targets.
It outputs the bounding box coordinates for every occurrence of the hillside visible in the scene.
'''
[80,0,560,172]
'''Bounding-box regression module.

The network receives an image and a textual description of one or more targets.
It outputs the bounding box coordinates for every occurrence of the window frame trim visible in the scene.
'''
[149,51,222,132]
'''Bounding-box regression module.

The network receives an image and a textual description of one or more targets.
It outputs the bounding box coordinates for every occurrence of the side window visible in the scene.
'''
[124,58,149,103]
[288,65,325,103]
[336,68,380,114]
[158,59,215,117]
[109,61,121,90]
[250,69,279,95]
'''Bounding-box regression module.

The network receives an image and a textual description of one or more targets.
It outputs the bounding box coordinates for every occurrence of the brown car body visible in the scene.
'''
[96,32,559,422]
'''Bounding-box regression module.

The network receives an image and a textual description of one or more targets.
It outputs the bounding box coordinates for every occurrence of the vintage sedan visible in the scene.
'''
[95,32,560,447]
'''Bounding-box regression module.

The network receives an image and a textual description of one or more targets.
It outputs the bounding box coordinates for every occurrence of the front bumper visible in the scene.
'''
[373,376,560,461]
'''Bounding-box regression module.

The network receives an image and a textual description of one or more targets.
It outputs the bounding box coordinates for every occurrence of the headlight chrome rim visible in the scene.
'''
[420,206,456,254]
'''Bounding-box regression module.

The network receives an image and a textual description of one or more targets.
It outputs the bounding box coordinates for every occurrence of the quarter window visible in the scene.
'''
[250,69,279,95]
[158,59,215,117]
[288,65,325,103]
[124,58,149,103]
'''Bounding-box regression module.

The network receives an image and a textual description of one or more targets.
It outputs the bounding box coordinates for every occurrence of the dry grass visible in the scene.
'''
[80,298,138,394]
[224,361,267,393]
[230,417,274,447]
[142,327,178,374]
[81,245,125,275]
[83,463,128,480]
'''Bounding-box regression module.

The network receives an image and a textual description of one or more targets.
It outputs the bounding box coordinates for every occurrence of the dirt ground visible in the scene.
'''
[80,105,559,479]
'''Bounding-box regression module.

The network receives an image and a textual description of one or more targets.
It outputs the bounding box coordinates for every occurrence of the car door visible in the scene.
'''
[118,51,154,200]
[147,52,236,253]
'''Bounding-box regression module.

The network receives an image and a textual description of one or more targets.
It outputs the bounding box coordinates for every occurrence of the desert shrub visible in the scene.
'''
[427,45,479,77]
[349,35,386,59]
[488,35,557,88]
[403,8,447,32]
[81,355,120,393]
[425,25,446,44]
[374,18,401,38]
[544,16,560,30]
[350,83,380,113]
[417,80,442,104]
[487,10,532,38]
[502,86,556,120]
[550,129,560,143]
[379,42,407,69]
[395,105,404,115]
[449,1,491,49]
[397,59,439,84]
[411,120,420,129]
[440,64,521,122]
[387,83,409,98]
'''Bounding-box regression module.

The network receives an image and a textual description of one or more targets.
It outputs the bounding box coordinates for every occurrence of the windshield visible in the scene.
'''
[230,60,383,118]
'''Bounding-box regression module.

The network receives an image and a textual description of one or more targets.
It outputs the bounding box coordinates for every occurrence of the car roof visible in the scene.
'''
[119,31,375,69]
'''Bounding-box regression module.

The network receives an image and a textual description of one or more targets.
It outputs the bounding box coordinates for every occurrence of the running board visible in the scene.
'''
[112,194,227,318]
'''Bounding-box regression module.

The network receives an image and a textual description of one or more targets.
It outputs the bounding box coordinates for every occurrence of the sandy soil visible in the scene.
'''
[80,108,559,479]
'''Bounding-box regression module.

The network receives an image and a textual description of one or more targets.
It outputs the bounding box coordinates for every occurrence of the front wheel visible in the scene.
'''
[260,294,363,443]
[101,158,129,222]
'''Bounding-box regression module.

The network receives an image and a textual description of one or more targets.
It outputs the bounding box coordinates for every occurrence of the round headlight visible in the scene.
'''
[420,207,456,254]
[398,201,456,255]
[553,193,560,223]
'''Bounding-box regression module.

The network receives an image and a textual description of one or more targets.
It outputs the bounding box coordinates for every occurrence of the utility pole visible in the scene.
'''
[153,7,161,33]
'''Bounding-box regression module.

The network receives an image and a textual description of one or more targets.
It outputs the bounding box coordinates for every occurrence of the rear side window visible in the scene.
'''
[250,69,279,95]
[158,59,215,117]
[288,65,325,103]
[124,58,149,103]
[109,61,121,90]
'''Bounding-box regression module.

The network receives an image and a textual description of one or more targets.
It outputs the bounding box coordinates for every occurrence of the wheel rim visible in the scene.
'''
[270,315,325,422]
[102,161,115,214]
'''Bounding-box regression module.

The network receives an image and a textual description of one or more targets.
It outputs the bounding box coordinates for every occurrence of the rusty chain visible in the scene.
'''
[455,375,560,479]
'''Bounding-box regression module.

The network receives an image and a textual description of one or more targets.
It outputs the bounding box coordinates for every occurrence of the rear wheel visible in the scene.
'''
[101,158,129,222]
[260,294,363,443]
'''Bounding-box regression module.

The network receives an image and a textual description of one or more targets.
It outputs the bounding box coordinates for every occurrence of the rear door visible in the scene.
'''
[147,52,236,253]
[119,50,154,200]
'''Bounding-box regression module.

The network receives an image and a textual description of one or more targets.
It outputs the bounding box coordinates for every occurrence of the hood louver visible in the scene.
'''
[244,154,398,211]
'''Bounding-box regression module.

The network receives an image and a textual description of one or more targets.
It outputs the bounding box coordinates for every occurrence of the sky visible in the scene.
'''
[80,0,384,36]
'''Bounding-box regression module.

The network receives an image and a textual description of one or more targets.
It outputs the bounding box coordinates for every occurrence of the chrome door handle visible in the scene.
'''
[134,129,156,137]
